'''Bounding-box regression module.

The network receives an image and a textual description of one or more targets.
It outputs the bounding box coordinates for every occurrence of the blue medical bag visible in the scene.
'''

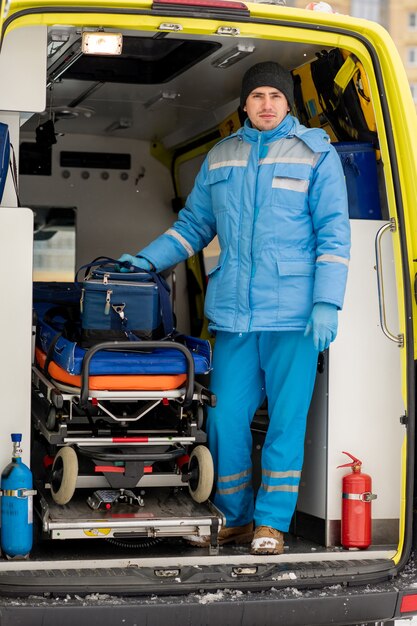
[77,258,174,347]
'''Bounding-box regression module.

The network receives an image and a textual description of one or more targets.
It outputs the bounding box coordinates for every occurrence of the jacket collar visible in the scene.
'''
[239,114,297,143]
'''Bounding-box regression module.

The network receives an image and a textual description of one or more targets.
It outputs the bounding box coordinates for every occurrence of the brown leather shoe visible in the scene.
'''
[185,522,254,547]
[250,526,285,555]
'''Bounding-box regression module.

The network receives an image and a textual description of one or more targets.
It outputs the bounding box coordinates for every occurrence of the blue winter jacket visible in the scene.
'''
[140,115,351,333]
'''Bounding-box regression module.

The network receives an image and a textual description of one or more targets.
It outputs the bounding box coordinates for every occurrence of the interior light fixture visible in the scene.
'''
[82,32,123,56]
[105,118,133,132]
[211,44,255,68]
[144,91,180,110]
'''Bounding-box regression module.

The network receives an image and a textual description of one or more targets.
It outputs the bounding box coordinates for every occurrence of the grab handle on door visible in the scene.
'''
[375,218,404,347]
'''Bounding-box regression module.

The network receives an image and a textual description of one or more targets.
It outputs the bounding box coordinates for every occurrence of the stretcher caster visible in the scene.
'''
[196,406,204,430]
[51,446,79,505]
[46,406,56,430]
[188,445,214,503]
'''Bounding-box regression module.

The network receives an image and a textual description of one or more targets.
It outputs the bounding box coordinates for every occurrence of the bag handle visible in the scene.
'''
[74,256,121,283]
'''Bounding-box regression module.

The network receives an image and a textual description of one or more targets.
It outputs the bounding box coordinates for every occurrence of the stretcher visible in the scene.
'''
[31,316,223,550]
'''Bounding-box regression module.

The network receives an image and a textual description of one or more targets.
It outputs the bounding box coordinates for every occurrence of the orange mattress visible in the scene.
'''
[35,348,187,391]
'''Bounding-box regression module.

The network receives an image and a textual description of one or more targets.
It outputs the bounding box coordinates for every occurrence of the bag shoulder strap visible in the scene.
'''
[150,271,175,337]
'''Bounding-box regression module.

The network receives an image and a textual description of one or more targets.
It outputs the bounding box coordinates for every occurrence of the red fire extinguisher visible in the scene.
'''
[337,451,377,549]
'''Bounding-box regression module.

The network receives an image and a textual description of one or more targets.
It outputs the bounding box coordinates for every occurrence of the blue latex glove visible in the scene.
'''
[304,303,338,352]
[116,254,154,273]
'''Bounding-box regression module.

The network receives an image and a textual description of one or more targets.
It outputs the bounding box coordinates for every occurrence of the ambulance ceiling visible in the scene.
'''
[22,27,324,148]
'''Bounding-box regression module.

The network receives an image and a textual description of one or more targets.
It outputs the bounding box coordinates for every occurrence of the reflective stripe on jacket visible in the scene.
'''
[140,115,351,333]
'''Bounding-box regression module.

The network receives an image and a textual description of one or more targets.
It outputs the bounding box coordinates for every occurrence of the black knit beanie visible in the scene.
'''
[240,61,294,109]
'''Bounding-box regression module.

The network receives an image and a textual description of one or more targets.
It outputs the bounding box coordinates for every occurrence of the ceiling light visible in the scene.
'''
[50,106,95,120]
[105,118,133,132]
[144,91,180,110]
[211,44,255,69]
[82,32,123,56]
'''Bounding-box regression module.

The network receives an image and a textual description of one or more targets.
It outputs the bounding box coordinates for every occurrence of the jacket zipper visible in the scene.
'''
[247,134,262,332]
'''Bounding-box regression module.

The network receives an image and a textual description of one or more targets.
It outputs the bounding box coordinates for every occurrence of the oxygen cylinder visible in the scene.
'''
[337,451,377,549]
[1,434,36,558]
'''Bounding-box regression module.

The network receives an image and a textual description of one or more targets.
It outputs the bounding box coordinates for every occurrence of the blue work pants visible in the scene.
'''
[206,331,318,532]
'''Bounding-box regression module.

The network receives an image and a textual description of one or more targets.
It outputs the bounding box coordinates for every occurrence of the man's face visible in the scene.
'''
[244,86,290,131]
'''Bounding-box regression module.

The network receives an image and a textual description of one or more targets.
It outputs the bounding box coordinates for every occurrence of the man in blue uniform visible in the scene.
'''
[118,62,351,555]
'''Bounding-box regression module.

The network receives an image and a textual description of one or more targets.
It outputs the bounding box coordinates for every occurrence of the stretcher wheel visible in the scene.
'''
[46,406,56,430]
[188,445,214,503]
[196,406,204,430]
[51,446,79,505]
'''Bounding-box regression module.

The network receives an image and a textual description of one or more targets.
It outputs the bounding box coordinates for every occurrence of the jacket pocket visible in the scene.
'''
[204,166,232,213]
[271,163,311,208]
[204,249,229,322]
[277,260,315,277]
[276,259,315,321]
[204,263,221,320]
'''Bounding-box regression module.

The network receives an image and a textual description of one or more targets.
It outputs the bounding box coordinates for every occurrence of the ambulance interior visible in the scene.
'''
[0,20,405,572]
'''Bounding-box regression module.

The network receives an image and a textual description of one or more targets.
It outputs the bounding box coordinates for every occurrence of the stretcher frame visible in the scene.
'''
[31,340,222,550]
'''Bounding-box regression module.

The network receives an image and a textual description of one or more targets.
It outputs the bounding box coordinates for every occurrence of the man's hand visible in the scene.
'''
[116,254,154,273]
[304,302,338,352]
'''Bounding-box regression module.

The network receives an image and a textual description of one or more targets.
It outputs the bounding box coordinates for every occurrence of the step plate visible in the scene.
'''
[38,487,223,548]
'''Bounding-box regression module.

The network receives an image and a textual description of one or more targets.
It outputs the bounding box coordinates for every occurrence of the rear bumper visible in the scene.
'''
[0,587,404,626]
